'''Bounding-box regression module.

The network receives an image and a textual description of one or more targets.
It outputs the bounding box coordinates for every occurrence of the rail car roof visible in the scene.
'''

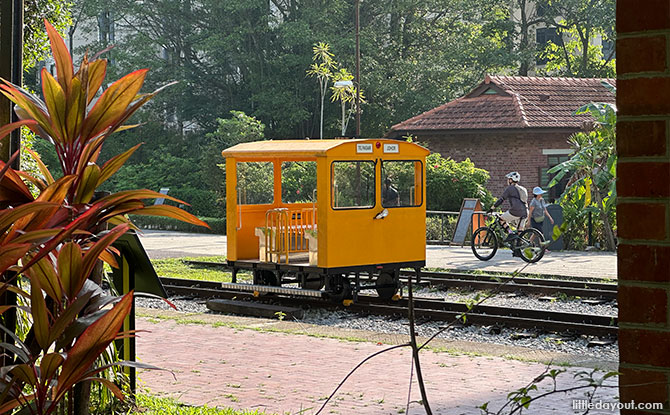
[222,139,429,158]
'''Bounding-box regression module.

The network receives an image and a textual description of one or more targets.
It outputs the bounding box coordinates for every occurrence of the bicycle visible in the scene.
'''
[471,211,546,263]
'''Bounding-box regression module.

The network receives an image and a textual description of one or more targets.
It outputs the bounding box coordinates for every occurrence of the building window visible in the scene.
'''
[98,11,115,44]
[536,27,563,64]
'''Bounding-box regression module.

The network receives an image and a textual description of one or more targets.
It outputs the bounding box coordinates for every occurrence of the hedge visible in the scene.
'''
[129,215,226,234]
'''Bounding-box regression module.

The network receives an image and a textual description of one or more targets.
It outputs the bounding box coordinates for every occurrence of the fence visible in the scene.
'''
[426,210,460,245]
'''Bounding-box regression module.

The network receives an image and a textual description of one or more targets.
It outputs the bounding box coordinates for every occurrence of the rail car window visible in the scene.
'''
[236,161,274,205]
[381,160,423,207]
[282,161,317,203]
[331,161,375,209]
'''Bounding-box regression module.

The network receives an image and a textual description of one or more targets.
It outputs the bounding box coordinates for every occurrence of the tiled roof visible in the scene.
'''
[390,75,616,132]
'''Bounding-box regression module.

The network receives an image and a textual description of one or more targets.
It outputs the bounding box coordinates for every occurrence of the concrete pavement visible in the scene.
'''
[137,230,617,279]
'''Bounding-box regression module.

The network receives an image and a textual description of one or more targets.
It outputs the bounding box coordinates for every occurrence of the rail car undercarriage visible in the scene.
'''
[225,259,424,302]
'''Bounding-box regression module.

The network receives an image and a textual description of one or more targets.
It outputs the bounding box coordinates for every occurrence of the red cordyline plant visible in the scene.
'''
[0,20,208,414]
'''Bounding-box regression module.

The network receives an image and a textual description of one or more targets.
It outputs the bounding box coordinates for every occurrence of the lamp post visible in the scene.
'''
[355,0,361,138]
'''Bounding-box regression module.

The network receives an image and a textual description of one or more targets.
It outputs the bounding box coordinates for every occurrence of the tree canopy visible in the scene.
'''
[27,0,615,219]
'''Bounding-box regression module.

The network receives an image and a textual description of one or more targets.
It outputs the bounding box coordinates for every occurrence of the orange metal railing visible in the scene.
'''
[264,207,317,263]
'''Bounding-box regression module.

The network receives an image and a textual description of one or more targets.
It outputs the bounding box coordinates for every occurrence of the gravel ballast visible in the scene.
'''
[136,286,619,363]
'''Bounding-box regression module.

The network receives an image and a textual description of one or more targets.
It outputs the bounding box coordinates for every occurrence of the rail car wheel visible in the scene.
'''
[375,272,399,300]
[301,272,325,290]
[253,270,279,286]
[326,275,352,302]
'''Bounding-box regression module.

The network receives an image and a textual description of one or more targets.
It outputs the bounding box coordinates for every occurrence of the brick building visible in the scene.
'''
[387,75,615,199]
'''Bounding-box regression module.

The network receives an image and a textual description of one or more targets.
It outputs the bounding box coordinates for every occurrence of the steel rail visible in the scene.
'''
[158,277,618,337]
[403,271,617,300]
[179,260,618,299]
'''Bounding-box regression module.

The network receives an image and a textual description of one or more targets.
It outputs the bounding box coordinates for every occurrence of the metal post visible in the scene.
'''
[440,212,445,244]
[354,0,361,138]
[9,0,23,169]
[588,211,593,246]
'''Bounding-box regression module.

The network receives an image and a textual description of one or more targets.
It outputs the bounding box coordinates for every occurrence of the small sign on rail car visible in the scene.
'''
[383,143,399,153]
[356,143,373,153]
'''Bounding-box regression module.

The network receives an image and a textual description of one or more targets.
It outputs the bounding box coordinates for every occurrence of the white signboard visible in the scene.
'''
[383,143,399,153]
[356,143,373,153]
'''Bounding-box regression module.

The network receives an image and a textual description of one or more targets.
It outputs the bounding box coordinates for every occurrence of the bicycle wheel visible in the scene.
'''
[517,228,545,263]
[471,227,498,261]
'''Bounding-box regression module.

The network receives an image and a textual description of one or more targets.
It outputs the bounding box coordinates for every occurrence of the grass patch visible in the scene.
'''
[150,256,252,283]
[134,394,272,414]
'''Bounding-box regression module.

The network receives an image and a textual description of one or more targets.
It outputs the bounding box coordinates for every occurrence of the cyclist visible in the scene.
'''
[488,171,528,242]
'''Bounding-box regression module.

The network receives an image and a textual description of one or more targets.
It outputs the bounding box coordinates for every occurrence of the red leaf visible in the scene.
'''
[132,205,210,229]
[97,143,142,186]
[0,120,37,142]
[44,19,74,95]
[80,224,130,284]
[55,291,133,400]
[0,243,31,275]
[41,68,67,142]
[80,69,149,141]
[58,242,82,301]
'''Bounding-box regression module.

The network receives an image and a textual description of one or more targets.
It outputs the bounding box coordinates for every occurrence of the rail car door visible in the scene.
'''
[322,141,427,269]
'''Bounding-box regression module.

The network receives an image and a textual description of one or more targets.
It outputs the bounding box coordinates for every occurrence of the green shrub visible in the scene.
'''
[130,215,226,234]
[557,196,614,250]
[425,153,494,212]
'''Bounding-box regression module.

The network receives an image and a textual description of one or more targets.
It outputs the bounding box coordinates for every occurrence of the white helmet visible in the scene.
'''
[505,171,520,182]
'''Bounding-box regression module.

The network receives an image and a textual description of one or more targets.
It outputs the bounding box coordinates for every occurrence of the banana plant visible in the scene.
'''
[548,81,617,250]
[0,19,209,414]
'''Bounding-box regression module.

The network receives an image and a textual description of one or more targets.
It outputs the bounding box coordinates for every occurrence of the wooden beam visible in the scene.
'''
[0,0,23,167]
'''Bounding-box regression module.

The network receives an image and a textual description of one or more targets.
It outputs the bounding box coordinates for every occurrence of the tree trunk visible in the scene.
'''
[73,206,108,415]
[593,181,616,251]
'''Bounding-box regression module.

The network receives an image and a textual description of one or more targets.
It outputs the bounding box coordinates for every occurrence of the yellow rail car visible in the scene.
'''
[222,138,428,301]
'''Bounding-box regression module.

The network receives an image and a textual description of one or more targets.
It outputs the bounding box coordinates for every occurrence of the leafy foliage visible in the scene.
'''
[0,20,207,414]
[70,0,515,139]
[281,161,317,204]
[539,24,615,78]
[425,152,494,212]
[62,0,615,221]
[548,83,616,250]
[23,0,73,70]
[537,0,616,78]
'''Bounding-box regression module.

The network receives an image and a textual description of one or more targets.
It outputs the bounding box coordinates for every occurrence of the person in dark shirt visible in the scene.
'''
[489,171,528,241]
[382,178,399,207]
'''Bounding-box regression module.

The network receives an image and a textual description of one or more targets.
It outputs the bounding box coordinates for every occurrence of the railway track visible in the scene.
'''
[158,276,618,338]
[181,260,618,300]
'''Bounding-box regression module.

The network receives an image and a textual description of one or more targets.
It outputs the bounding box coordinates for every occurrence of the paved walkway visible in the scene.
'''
[136,312,619,415]
[138,231,617,279]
